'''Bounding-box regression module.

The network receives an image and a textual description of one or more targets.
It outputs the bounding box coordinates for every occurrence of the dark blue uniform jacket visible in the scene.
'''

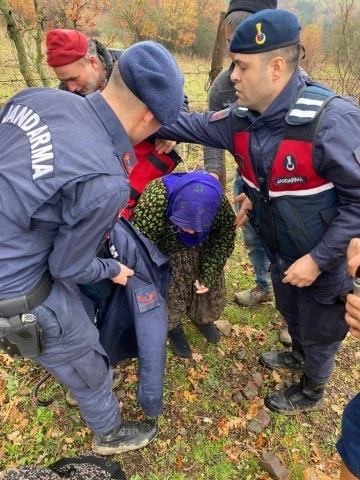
[158,69,360,279]
[97,218,171,417]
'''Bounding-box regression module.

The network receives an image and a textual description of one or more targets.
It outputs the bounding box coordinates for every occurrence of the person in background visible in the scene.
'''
[0,40,184,454]
[337,238,360,480]
[204,0,291,347]
[132,171,236,358]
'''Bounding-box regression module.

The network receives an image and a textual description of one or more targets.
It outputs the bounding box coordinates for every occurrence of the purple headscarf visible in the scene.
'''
[162,171,223,247]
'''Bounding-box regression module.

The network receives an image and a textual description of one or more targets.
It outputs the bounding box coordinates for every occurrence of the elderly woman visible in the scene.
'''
[132,171,236,357]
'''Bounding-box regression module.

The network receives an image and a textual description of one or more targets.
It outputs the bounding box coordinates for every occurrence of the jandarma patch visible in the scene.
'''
[209,108,230,122]
[255,23,266,45]
[136,284,160,313]
[122,151,137,174]
[274,176,307,186]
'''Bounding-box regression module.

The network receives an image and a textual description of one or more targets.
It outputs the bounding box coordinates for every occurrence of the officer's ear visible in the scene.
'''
[270,56,286,80]
[143,110,156,126]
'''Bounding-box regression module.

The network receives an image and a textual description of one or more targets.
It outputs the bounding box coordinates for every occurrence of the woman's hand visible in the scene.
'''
[194,280,209,294]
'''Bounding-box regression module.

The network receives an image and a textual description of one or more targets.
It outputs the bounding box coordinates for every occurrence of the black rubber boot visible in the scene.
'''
[264,374,326,415]
[92,419,158,455]
[193,322,221,344]
[259,343,305,373]
[168,324,192,358]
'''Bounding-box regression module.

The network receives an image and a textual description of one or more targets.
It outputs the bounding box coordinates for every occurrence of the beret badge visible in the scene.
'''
[255,23,266,45]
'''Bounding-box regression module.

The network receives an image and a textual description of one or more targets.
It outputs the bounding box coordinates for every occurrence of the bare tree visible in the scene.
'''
[0,0,38,86]
[321,0,360,101]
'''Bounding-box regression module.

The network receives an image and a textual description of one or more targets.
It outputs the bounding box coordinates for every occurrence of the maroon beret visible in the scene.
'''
[46,29,88,67]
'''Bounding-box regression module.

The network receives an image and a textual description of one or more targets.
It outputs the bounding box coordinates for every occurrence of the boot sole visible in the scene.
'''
[264,396,324,415]
[234,297,272,307]
[92,428,158,455]
[259,357,303,373]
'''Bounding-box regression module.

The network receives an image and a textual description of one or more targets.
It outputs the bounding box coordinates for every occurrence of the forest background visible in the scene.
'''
[1,0,360,104]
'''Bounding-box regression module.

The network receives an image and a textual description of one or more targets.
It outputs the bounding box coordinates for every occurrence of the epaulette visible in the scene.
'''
[209,108,230,122]
[286,84,337,125]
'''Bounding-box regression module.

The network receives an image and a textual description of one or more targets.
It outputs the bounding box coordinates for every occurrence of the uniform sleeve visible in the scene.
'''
[203,78,226,177]
[199,195,236,288]
[310,107,360,271]
[157,110,235,154]
[48,174,130,284]
[132,179,168,244]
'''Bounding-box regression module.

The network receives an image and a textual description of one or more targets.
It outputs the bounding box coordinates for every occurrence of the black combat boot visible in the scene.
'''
[193,322,221,344]
[168,324,192,358]
[92,419,158,455]
[259,343,305,373]
[264,374,326,415]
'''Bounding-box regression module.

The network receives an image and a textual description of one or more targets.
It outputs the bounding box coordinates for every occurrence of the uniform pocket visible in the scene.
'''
[34,304,63,347]
[69,341,110,390]
[299,288,349,343]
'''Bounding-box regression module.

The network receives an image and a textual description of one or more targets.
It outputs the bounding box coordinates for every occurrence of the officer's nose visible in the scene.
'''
[230,65,240,84]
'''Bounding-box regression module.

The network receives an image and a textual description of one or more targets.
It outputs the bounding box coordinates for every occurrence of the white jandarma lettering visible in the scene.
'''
[2,104,54,180]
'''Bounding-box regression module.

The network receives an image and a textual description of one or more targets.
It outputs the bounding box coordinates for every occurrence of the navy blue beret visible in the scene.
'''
[118,41,184,125]
[225,0,277,18]
[230,9,301,54]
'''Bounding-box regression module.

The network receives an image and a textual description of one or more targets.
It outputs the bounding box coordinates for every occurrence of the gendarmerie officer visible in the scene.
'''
[0,41,184,454]
[157,9,360,414]
[204,0,283,333]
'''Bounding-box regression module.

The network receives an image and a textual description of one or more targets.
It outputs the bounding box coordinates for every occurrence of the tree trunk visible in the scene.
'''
[209,11,226,84]
[0,0,38,87]
[33,0,50,86]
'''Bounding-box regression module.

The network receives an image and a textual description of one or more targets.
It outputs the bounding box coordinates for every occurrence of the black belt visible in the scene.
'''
[0,271,53,318]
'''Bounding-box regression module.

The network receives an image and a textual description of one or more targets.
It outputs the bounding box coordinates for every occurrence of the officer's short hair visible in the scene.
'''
[260,42,301,73]
[107,61,145,111]
[223,11,252,30]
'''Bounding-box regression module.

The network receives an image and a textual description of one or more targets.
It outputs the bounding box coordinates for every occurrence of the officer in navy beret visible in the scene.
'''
[158,8,360,414]
[204,0,289,344]
[0,41,183,455]
[46,30,189,218]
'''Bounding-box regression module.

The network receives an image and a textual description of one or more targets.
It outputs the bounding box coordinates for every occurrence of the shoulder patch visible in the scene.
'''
[136,284,160,313]
[209,108,230,122]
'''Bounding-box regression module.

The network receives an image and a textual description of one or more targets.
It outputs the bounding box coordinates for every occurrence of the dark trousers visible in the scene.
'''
[33,279,121,434]
[271,254,351,383]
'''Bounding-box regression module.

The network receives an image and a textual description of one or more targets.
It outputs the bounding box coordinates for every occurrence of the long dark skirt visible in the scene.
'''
[167,246,226,330]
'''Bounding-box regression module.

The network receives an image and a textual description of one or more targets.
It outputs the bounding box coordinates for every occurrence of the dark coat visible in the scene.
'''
[97,218,171,417]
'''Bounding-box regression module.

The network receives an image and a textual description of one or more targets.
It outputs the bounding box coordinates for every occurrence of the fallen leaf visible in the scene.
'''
[255,432,268,448]
[183,390,197,403]
[192,353,203,362]
[303,467,335,480]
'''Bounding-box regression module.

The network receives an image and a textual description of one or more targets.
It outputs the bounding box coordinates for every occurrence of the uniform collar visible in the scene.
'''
[86,91,133,155]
